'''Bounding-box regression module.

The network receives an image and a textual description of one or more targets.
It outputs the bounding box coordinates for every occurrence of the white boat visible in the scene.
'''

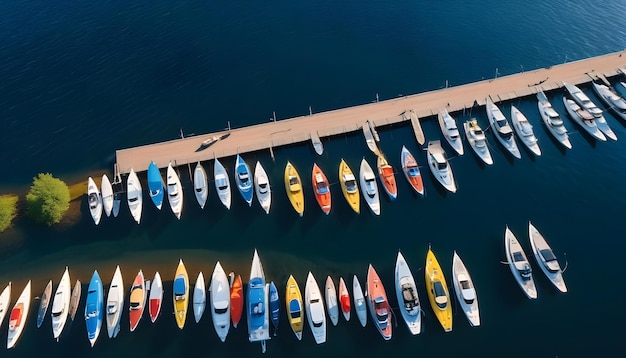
[101,174,114,217]
[254,161,271,214]
[126,168,143,224]
[0,282,10,329]
[427,141,457,193]
[451,251,480,327]
[193,161,208,209]
[148,272,163,323]
[305,272,326,344]
[359,158,380,216]
[310,132,324,155]
[528,222,567,293]
[362,121,380,155]
[106,265,124,338]
[438,109,464,155]
[214,158,232,210]
[6,281,30,349]
[562,96,606,141]
[51,266,71,341]
[564,82,616,140]
[536,91,572,149]
[211,261,231,342]
[463,119,493,165]
[324,277,339,326]
[394,251,421,335]
[510,106,541,156]
[352,275,367,327]
[592,81,626,121]
[87,177,103,225]
[485,97,521,159]
[505,226,537,299]
[167,162,184,219]
[193,272,206,323]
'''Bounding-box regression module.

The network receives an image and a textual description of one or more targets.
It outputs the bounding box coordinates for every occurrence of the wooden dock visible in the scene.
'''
[115,51,626,175]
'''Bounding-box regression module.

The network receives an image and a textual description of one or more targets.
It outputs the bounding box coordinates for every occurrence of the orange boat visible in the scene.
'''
[376,154,397,201]
[129,270,146,332]
[312,163,331,215]
[229,273,243,328]
[400,145,424,196]
[367,264,392,340]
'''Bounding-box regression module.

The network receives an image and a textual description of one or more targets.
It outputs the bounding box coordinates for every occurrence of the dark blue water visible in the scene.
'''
[1,0,625,357]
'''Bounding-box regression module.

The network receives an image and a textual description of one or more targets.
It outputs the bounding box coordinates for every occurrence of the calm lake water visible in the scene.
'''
[0,0,625,357]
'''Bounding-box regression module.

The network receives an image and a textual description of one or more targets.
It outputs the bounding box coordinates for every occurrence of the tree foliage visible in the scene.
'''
[0,194,18,232]
[26,173,70,226]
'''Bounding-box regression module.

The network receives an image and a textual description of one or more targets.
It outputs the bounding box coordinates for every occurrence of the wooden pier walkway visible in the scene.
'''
[115,51,626,176]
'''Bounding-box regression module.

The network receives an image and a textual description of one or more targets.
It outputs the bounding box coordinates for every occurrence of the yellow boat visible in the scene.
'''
[425,248,452,332]
[173,259,189,329]
[339,159,360,213]
[285,275,304,340]
[284,161,305,216]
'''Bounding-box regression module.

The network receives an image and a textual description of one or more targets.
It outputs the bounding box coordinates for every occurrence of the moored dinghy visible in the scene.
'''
[0,282,10,329]
[129,270,146,332]
[247,250,271,352]
[400,146,425,195]
[101,174,114,217]
[193,161,208,209]
[395,251,421,335]
[52,267,71,341]
[438,109,464,155]
[536,91,571,149]
[269,282,280,335]
[505,226,537,299]
[87,177,103,225]
[312,163,331,215]
[6,281,31,349]
[214,157,232,210]
[376,154,398,201]
[37,280,52,328]
[366,264,392,340]
[126,168,143,224]
[324,276,339,326]
[285,275,304,340]
[359,158,381,216]
[510,106,541,156]
[338,277,350,322]
[84,270,104,347]
[451,251,480,327]
[229,273,243,328]
[425,248,452,332]
[463,119,493,165]
[352,275,367,327]
[211,262,231,342]
[305,272,326,344]
[106,266,124,338]
[528,221,567,293]
[147,161,165,210]
[284,161,305,217]
[254,161,272,214]
[148,272,163,323]
[193,272,206,323]
[486,97,521,159]
[235,154,254,206]
[173,259,190,329]
[339,159,360,214]
[167,162,184,219]
[427,141,457,193]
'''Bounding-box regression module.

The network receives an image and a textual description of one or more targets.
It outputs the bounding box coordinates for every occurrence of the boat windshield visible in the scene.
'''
[345,179,357,192]
[408,165,419,177]
[313,319,323,328]
[168,184,178,196]
[433,281,448,309]
[289,176,299,186]
[512,252,525,263]
[436,161,448,171]
[519,263,532,278]
[214,307,228,314]
[107,303,117,314]
[316,181,328,194]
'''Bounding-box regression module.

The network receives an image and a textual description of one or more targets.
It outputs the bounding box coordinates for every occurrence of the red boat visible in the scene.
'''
[129,270,146,332]
[401,145,424,196]
[367,264,392,340]
[338,277,351,322]
[229,273,243,328]
[377,155,398,200]
[312,163,331,215]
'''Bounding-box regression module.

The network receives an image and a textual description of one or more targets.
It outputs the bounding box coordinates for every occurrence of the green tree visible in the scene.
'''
[0,194,18,232]
[26,173,70,226]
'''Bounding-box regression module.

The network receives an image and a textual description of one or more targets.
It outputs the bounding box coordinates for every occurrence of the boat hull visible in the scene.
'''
[395,252,421,335]
[167,163,184,219]
[129,270,146,332]
[193,272,206,324]
[312,163,331,215]
[451,252,480,327]
[36,280,52,328]
[254,161,272,214]
[505,226,538,299]
[366,264,392,340]
[101,174,114,217]
[352,275,367,327]
[339,159,360,213]
[247,251,270,347]
[85,271,104,347]
[235,154,254,206]
[214,158,232,209]
[425,249,453,332]
[211,262,231,342]
[528,222,567,293]
[173,260,189,329]
[485,98,521,159]
[7,281,31,349]
[305,272,326,344]
[284,162,305,216]
[400,146,425,195]
[51,267,71,341]
[106,266,124,338]
[229,274,243,328]
[149,272,163,323]
[147,161,165,210]
[193,162,208,209]
[285,275,304,340]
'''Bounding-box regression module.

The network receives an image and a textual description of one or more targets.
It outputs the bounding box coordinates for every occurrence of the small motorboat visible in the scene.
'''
[167,162,184,219]
[562,96,606,141]
[69,280,81,322]
[451,251,480,327]
[106,266,124,338]
[235,154,254,207]
[485,97,521,159]
[438,109,464,155]
[101,174,114,217]
[84,270,103,347]
[366,264,392,340]
[284,161,305,217]
[269,282,280,335]
[149,272,163,323]
[339,159,360,214]
[352,275,367,327]
[400,146,425,195]
[338,277,350,322]
[52,267,71,341]
[229,273,243,328]
[6,281,31,349]
[129,270,146,332]
[510,106,541,156]
[564,82,616,140]
[427,141,457,193]
[425,248,452,332]
[36,280,52,328]
[312,163,331,215]
[592,81,626,121]
[214,158,232,209]
[536,91,571,150]
[173,259,190,329]
[304,272,326,344]
[310,132,324,155]
[193,272,206,324]
[193,161,208,209]
[247,250,270,352]
[200,135,220,149]
[394,251,421,335]
[376,154,397,201]
[528,222,567,293]
[324,277,339,326]
[463,119,493,165]
[254,161,272,214]
[211,262,230,342]
[0,283,9,328]
[87,177,103,225]
[362,120,380,155]
[147,161,165,210]
[126,168,143,224]
[505,226,537,299]
[285,275,304,340]
[359,158,381,216]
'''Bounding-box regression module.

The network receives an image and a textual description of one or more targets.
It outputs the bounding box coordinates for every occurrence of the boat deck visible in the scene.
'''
[114,51,626,176]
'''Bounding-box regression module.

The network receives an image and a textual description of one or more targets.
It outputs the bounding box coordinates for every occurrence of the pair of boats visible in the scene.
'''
[504,222,568,300]
[439,109,494,165]
[562,82,619,142]
[146,161,184,219]
[86,174,120,225]
[486,97,541,159]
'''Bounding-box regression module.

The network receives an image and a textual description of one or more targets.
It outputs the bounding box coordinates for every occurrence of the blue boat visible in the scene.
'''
[269,281,280,336]
[247,250,270,353]
[235,154,254,206]
[147,161,165,210]
[84,270,104,347]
